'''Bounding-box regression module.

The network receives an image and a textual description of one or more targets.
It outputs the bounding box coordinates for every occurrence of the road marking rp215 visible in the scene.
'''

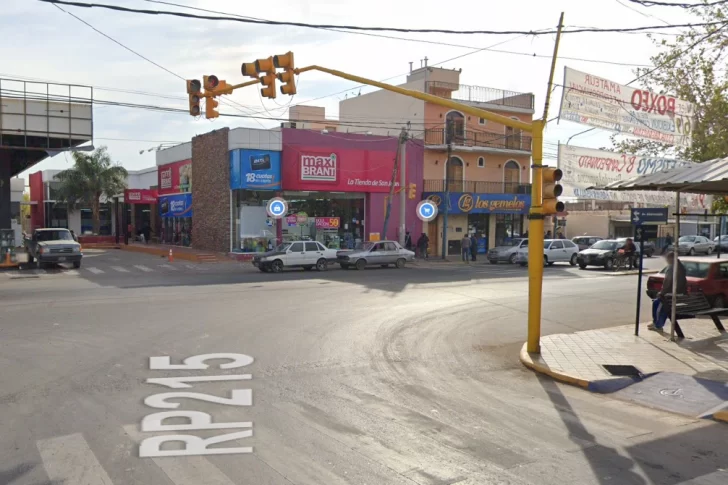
[139,353,254,457]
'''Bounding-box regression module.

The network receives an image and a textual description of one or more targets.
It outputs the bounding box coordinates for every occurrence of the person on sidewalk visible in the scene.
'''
[662,233,673,255]
[417,233,429,260]
[470,233,478,262]
[404,231,413,251]
[461,234,471,263]
[649,251,687,332]
[141,223,152,245]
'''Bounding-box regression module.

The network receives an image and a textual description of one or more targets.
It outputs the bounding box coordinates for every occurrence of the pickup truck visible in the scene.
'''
[25,228,83,269]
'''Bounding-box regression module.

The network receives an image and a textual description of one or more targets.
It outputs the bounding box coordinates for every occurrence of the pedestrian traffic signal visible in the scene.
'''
[205,97,219,119]
[274,52,296,96]
[186,79,201,116]
[542,167,564,214]
[408,183,417,199]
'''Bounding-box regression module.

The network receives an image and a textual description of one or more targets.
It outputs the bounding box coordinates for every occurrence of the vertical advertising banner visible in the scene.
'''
[559,67,695,147]
[557,144,709,209]
[158,159,192,195]
[230,149,282,190]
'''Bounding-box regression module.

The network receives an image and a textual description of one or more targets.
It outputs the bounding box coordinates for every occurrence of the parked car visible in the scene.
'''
[571,236,603,251]
[646,258,727,307]
[576,239,624,270]
[517,239,579,266]
[24,228,83,269]
[337,240,414,270]
[487,238,528,264]
[672,235,715,255]
[714,235,728,252]
[252,241,337,273]
[615,237,655,258]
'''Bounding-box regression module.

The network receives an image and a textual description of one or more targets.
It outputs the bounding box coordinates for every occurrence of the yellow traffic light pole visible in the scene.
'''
[201,17,563,353]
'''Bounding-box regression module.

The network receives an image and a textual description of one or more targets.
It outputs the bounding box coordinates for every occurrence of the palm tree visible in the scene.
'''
[55,147,128,235]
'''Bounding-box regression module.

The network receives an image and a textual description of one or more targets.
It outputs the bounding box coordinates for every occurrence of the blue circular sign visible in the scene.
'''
[416,200,438,222]
[266,197,288,219]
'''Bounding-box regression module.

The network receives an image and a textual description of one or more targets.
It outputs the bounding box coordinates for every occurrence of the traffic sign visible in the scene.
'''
[266,197,288,219]
[634,225,658,242]
[631,208,668,225]
[416,200,438,222]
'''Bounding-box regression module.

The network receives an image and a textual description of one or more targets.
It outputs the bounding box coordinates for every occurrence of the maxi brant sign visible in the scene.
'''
[630,207,668,226]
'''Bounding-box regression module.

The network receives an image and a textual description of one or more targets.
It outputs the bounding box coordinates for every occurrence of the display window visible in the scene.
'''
[282,192,365,249]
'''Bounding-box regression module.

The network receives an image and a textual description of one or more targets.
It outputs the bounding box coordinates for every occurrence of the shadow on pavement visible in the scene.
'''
[539,375,728,484]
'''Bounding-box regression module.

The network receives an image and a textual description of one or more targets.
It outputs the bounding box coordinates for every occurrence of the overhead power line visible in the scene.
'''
[627,0,728,7]
[38,0,725,35]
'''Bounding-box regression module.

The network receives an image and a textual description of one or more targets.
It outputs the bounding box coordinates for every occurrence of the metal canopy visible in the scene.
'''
[593,157,728,195]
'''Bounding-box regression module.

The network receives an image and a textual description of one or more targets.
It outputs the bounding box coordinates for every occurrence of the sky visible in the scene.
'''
[1,0,695,183]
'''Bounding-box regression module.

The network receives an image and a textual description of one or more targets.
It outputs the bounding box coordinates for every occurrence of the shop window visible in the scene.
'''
[477,157,485,168]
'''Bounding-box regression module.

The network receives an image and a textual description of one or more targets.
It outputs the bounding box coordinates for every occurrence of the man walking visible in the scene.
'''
[470,233,478,262]
[417,232,429,260]
[461,234,471,263]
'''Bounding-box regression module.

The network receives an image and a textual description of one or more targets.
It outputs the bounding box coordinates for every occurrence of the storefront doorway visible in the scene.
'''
[282,192,365,249]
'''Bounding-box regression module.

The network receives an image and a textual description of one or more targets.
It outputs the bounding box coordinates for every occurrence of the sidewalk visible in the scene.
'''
[521,320,728,423]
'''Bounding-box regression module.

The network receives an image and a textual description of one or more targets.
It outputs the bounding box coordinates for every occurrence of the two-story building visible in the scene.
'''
[340,63,534,256]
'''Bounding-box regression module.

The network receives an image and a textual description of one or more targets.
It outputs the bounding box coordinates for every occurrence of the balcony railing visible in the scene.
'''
[423,128,532,152]
[423,179,531,195]
[426,81,535,110]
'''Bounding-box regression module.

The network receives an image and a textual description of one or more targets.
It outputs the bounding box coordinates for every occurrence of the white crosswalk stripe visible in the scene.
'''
[37,433,115,485]
[86,267,105,274]
[159,264,178,271]
[110,266,130,273]
[134,265,154,272]
[123,425,239,485]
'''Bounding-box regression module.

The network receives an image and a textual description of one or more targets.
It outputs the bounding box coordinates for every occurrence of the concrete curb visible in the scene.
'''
[518,343,590,389]
[602,269,659,276]
[519,341,727,424]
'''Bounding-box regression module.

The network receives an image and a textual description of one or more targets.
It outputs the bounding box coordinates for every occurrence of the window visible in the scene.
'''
[316,242,327,251]
[373,242,387,251]
[718,263,728,279]
[290,242,304,252]
[479,118,486,125]
[385,242,397,251]
[551,241,564,249]
[305,242,319,252]
[477,157,485,168]
[563,241,576,248]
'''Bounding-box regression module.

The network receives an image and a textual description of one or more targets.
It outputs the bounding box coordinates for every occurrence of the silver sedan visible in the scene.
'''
[337,240,415,270]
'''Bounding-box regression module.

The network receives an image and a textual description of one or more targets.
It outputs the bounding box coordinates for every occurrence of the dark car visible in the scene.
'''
[576,239,623,270]
[571,236,602,251]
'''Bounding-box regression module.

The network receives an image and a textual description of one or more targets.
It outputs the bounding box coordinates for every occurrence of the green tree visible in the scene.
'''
[611,1,728,163]
[55,147,127,234]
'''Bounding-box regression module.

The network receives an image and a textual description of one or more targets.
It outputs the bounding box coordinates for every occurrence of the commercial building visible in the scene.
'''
[339,62,534,255]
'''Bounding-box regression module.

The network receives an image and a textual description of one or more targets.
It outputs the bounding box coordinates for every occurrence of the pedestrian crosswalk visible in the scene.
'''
[0,261,236,279]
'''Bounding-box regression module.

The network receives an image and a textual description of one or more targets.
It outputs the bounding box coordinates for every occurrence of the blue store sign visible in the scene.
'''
[230,149,282,190]
[422,192,531,215]
[159,193,192,218]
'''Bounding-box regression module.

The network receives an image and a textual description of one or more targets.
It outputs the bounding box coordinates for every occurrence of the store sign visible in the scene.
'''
[315,217,340,229]
[286,215,297,226]
[422,192,531,215]
[159,193,192,218]
[559,67,695,147]
[158,159,192,195]
[296,212,309,226]
[230,149,282,190]
[124,189,158,204]
[283,148,401,193]
[557,144,709,208]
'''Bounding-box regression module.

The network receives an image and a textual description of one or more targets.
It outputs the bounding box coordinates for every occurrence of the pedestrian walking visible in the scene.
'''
[662,233,673,255]
[417,233,429,259]
[461,234,471,263]
[404,230,413,251]
[470,233,478,262]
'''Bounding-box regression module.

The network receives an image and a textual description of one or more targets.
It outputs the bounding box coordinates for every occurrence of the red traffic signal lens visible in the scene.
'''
[206,75,219,89]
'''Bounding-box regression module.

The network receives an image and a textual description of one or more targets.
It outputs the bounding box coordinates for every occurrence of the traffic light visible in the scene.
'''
[186,79,201,116]
[241,62,259,79]
[254,57,277,99]
[205,97,219,120]
[408,183,417,200]
[274,52,296,96]
[203,75,219,92]
[542,167,564,215]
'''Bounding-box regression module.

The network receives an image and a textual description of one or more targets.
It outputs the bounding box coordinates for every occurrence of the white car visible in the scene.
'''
[517,239,580,266]
[252,241,338,273]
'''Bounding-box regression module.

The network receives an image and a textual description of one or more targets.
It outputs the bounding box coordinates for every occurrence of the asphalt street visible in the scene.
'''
[1,249,725,485]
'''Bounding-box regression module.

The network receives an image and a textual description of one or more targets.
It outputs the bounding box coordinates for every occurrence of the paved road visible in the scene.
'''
[1,250,725,485]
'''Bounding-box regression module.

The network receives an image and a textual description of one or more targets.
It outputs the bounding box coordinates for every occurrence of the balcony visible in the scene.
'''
[423,179,531,195]
[426,81,535,110]
[423,128,532,152]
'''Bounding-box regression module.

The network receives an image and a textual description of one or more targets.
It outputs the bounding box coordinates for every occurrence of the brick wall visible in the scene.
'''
[192,128,230,252]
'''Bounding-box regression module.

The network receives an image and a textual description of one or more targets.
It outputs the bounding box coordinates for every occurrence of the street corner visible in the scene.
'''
[713,408,728,424]
[602,269,660,276]
[519,342,591,389]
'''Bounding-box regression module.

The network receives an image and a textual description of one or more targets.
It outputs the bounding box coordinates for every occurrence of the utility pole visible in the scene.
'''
[382,131,404,239]
[398,128,408,247]
[442,119,452,260]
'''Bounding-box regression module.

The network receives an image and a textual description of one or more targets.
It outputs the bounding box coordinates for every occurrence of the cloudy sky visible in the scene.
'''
[3,0,693,180]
